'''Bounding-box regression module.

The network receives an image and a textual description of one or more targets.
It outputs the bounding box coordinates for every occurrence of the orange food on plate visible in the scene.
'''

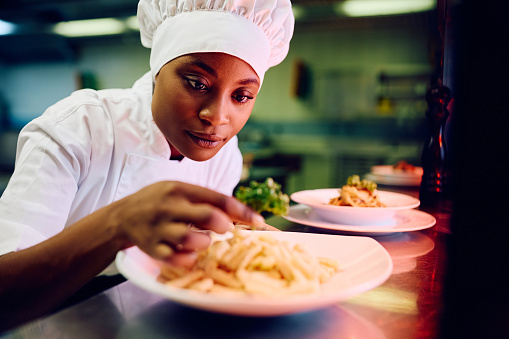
[329,175,386,208]
[158,230,340,297]
[393,160,417,173]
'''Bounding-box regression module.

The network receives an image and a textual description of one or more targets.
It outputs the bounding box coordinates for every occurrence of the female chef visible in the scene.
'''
[0,0,294,329]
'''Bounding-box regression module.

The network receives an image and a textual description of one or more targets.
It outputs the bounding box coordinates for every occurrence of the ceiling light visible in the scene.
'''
[336,0,436,17]
[125,16,139,31]
[53,18,126,37]
[0,19,17,35]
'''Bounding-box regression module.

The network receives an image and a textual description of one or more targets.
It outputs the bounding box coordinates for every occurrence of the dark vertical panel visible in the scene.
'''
[440,1,509,338]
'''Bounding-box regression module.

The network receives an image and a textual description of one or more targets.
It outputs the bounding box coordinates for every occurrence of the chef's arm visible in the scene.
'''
[0,181,264,330]
[0,205,127,330]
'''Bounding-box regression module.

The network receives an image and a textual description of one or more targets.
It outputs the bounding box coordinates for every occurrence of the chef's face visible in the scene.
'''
[152,53,260,162]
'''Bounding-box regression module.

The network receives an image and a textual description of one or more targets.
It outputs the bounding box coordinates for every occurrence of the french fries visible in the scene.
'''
[158,230,341,297]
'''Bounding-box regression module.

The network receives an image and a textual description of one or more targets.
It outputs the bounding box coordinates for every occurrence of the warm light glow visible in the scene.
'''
[0,19,17,35]
[53,18,126,37]
[336,0,436,17]
[346,286,418,315]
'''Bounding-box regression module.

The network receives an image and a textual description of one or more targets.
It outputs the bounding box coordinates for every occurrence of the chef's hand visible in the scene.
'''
[234,222,281,232]
[109,181,265,267]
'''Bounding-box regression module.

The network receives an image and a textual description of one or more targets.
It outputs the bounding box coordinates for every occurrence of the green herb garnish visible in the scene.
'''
[235,178,290,216]
[346,175,377,192]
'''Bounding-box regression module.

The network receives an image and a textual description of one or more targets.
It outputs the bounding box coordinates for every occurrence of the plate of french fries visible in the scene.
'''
[115,230,393,317]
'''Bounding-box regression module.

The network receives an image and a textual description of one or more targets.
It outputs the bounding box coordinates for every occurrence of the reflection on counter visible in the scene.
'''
[9,279,385,339]
[375,232,435,274]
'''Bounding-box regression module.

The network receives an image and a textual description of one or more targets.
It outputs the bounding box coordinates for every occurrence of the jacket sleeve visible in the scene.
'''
[0,118,82,254]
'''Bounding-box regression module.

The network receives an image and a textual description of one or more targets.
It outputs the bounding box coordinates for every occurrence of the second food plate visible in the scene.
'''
[290,188,420,226]
[284,204,436,235]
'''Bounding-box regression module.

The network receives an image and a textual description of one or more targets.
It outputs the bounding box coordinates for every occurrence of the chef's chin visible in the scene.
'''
[182,145,224,162]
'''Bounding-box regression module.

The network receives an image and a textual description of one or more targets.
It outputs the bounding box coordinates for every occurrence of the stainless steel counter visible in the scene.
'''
[2,279,391,339]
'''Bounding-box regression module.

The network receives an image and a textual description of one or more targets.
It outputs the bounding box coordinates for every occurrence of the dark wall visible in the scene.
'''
[440,1,509,338]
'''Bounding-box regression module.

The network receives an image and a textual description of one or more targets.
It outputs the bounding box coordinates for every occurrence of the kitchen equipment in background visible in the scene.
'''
[375,71,430,119]
[419,0,452,208]
[419,85,451,206]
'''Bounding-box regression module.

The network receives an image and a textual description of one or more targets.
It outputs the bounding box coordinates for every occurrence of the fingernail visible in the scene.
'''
[253,214,265,226]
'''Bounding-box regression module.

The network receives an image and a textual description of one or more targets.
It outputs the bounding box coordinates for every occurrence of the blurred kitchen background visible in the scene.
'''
[0,0,456,195]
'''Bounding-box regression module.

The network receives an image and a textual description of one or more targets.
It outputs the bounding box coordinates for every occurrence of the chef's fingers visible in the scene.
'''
[153,243,173,259]
[162,200,234,234]
[166,251,198,268]
[153,243,197,267]
[157,223,212,252]
[235,222,281,231]
[149,226,210,265]
[168,182,265,229]
[258,223,281,231]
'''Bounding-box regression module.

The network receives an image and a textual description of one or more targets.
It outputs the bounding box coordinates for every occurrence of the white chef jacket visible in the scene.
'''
[0,72,243,269]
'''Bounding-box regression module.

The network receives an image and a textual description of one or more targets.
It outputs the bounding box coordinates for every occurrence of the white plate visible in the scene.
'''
[290,189,420,225]
[284,204,436,235]
[371,165,423,176]
[365,173,421,186]
[115,231,393,317]
[367,165,423,186]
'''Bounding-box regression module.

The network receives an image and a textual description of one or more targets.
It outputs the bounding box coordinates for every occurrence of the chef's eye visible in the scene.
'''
[232,93,253,103]
[187,78,208,91]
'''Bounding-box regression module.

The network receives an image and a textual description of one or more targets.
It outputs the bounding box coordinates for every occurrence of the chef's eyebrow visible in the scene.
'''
[185,59,217,78]
[238,77,260,87]
[184,59,260,87]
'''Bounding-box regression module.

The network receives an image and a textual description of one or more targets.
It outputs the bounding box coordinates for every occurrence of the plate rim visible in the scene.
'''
[283,204,436,234]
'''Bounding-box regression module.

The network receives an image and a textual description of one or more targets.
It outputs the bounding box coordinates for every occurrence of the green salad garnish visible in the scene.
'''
[235,178,290,216]
[346,175,377,192]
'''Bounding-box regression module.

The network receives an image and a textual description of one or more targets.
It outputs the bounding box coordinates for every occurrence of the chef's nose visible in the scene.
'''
[198,95,229,126]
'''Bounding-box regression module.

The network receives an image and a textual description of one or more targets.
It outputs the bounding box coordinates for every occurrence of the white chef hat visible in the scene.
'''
[138,0,294,86]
